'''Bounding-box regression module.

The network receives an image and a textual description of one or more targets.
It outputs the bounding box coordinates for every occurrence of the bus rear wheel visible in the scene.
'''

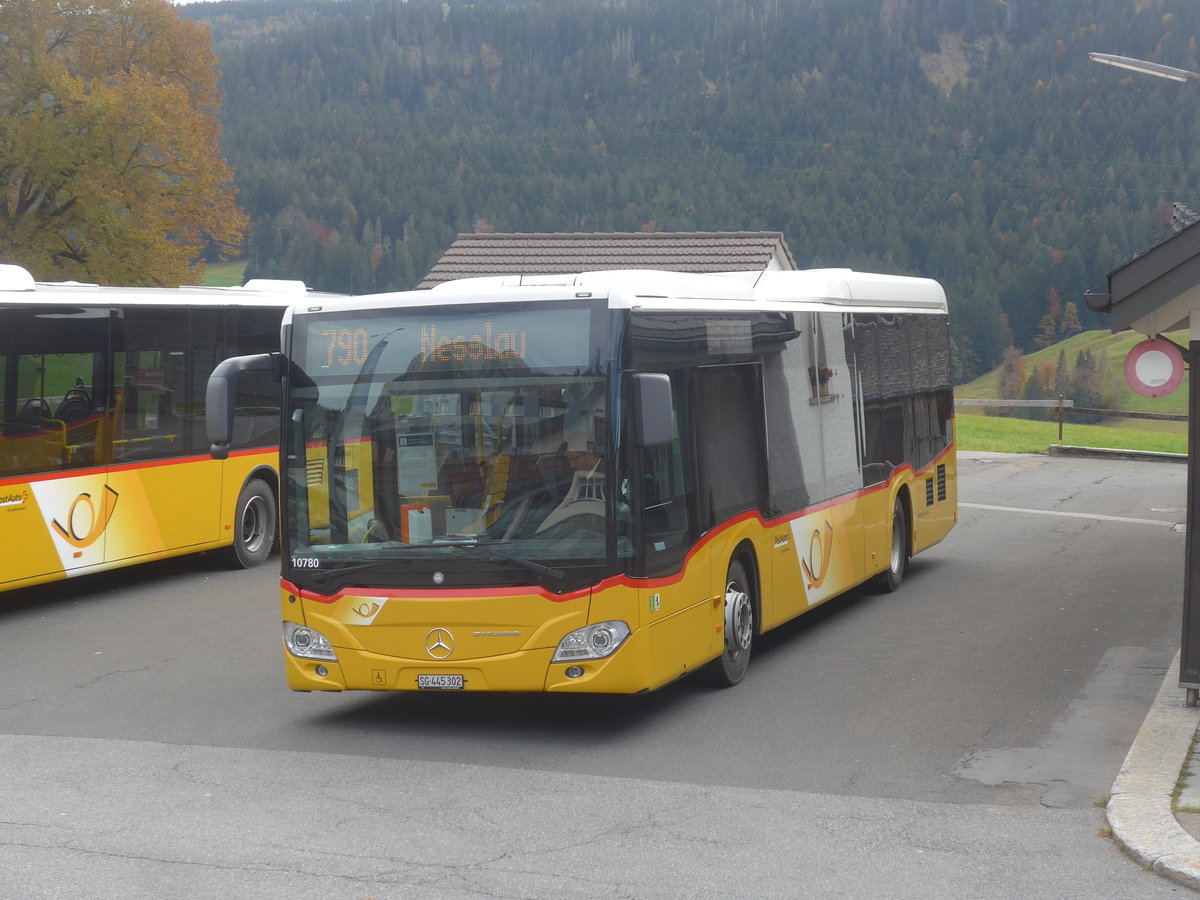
[876,496,908,592]
[699,558,754,687]
[225,478,276,569]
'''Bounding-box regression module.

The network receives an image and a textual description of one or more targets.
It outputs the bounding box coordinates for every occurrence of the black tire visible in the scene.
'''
[225,478,276,569]
[876,496,908,592]
[698,558,755,687]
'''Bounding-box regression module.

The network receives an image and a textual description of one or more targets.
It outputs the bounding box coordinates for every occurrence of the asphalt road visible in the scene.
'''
[0,451,1193,897]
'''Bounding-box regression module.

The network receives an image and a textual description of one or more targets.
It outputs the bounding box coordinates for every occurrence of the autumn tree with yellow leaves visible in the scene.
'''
[0,0,245,285]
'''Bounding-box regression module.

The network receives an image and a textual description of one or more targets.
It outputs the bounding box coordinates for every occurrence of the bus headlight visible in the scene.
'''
[283,621,338,661]
[552,621,631,662]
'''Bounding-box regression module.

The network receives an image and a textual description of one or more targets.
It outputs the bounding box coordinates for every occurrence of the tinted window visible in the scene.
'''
[697,364,765,523]
[0,306,111,477]
[852,313,952,480]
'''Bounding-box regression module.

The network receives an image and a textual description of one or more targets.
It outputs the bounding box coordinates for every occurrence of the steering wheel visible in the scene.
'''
[363,520,391,543]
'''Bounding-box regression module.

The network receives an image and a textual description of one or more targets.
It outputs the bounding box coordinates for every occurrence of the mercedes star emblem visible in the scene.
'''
[425,628,454,659]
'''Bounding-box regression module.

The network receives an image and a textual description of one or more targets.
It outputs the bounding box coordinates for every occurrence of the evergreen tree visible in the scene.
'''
[1070,348,1106,423]
[1034,287,1061,348]
[1060,301,1083,339]
[1054,348,1069,396]
[1021,360,1049,421]
[996,345,1027,417]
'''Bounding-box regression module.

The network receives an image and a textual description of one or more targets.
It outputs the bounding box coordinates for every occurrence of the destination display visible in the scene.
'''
[307,306,595,377]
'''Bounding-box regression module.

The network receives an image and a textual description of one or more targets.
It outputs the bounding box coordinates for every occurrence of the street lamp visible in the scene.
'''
[1089,51,1197,83]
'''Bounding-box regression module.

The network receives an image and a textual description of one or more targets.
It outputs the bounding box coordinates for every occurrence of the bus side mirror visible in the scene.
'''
[633,373,673,447]
[207,352,279,460]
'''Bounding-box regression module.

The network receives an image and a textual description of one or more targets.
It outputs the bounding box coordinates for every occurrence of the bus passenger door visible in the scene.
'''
[694,365,770,622]
[104,309,221,563]
[815,313,865,584]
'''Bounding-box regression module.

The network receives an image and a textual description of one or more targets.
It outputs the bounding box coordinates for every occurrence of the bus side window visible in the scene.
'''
[226,308,283,449]
[115,332,185,459]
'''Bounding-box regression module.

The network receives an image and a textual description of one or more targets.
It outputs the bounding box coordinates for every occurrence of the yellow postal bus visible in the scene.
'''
[209,268,956,692]
[0,264,341,592]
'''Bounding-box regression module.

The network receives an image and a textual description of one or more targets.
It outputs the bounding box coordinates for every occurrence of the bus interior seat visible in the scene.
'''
[54,397,91,423]
[54,383,92,423]
[17,398,50,424]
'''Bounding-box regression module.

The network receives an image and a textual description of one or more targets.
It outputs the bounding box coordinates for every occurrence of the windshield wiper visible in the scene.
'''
[303,561,394,588]
[295,544,567,587]
[482,549,567,582]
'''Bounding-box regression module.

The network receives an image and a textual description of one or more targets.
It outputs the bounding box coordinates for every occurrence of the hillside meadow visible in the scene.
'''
[201,259,248,287]
[956,328,1189,454]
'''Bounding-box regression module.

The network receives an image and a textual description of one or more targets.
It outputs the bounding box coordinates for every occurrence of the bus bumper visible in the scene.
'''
[283,625,657,694]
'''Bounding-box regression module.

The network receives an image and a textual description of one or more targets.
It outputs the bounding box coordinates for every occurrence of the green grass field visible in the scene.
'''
[956,413,1187,455]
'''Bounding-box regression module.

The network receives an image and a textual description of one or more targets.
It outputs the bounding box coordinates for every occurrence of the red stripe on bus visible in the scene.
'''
[285,440,955,605]
[0,446,277,488]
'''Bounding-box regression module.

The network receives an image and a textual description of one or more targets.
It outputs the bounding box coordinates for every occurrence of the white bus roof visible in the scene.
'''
[0,264,346,307]
[313,267,947,316]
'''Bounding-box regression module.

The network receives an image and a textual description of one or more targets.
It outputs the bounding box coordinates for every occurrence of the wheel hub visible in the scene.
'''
[725,583,753,652]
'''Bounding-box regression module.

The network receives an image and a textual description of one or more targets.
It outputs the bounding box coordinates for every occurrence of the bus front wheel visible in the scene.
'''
[699,558,755,687]
[225,478,276,569]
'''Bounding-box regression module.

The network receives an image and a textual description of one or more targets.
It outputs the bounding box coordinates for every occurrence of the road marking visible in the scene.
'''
[960,502,1181,528]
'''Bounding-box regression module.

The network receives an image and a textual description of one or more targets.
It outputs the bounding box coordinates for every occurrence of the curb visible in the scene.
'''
[1048,444,1188,463]
[1107,650,1200,888]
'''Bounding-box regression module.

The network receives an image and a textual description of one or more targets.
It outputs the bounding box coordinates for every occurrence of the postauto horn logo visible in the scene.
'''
[801,521,833,591]
[51,485,119,550]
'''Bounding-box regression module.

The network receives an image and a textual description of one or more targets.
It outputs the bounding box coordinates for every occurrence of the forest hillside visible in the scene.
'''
[183,0,1200,379]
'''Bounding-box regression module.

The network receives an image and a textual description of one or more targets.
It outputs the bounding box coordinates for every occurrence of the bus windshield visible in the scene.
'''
[284,300,613,590]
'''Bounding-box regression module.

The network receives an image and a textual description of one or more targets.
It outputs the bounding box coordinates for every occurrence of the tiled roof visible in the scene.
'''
[417,231,797,288]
